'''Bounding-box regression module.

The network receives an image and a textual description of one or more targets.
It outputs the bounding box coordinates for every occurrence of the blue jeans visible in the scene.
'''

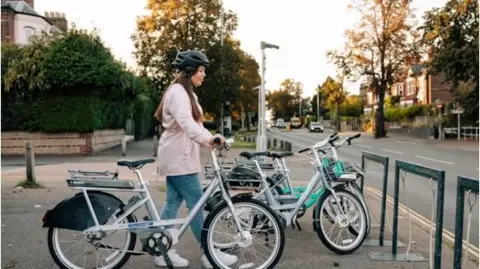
[160,173,204,244]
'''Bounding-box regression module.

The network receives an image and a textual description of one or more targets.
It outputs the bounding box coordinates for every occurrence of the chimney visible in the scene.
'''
[45,11,68,32]
[24,0,34,8]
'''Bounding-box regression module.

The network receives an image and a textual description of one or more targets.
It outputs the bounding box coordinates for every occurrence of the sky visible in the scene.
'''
[35,0,448,98]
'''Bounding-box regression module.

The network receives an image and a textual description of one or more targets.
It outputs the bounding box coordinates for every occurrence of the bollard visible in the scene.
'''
[361,151,390,247]
[280,140,284,150]
[273,139,277,149]
[122,137,127,156]
[267,138,271,150]
[453,176,479,269]
[286,142,292,151]
[25,142,36,183]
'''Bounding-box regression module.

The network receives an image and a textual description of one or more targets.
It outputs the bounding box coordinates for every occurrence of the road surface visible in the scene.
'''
[267,127,479,248]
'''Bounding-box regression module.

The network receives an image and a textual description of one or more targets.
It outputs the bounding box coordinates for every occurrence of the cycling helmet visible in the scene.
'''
[172,50,209,77]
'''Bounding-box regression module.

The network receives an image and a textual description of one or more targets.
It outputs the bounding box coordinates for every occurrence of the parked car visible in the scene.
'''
[276,118,285,128]
[308,121,324,132]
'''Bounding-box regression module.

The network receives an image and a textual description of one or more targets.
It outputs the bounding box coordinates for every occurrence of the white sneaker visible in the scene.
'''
[201,249,238,268]
[154,249,189,267]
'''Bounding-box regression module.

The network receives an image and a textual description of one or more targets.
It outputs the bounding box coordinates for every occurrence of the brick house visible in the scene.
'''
[1,0,68,44]
[363,63,453,113]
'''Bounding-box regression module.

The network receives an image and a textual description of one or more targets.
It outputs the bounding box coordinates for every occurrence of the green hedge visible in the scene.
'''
[2,96,129,133]
[384,104,435,122]
[133,93,155,140]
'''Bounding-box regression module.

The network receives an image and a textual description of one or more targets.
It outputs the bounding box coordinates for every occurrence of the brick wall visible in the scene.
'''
[1,129,125,156]
[1,9,15,43]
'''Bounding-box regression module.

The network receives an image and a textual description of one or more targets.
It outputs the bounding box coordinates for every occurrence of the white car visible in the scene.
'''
[308,122,324,132]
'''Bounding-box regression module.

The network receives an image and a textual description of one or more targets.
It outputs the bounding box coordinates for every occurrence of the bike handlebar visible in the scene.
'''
[334,132,361,147]
[298,132,360,155]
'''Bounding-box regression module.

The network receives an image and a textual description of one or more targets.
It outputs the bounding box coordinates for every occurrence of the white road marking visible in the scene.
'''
[380,148,403,155]
[396,140,419,145]
[357,144,372,149]
[416,155,454,165]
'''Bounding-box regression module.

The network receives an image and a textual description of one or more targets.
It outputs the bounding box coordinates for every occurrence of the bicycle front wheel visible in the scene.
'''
[313,188,367,255]
[201,197,285,269]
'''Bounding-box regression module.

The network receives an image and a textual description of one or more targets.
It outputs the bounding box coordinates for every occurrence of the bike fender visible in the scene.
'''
[42,191,124,231]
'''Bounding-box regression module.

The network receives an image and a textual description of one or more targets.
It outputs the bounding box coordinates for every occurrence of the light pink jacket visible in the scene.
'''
[156,83,213,176]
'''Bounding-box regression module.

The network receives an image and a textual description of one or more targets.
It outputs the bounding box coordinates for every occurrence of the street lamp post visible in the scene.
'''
[316,89,320,121]
[256,41,279,152]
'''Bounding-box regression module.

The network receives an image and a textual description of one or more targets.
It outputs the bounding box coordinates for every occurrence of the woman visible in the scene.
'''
[154,50,238,268]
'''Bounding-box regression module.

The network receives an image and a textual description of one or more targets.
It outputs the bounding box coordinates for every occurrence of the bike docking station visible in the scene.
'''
[453,176,478,269]
[369,160,447,265]
[359,151,403,248]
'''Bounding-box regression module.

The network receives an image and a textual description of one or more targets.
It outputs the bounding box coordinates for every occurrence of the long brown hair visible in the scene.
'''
[154,70,203,123]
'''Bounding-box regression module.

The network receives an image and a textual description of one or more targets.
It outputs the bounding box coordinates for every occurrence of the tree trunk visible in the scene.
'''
[375,91,387,138]
[336,102,341,132]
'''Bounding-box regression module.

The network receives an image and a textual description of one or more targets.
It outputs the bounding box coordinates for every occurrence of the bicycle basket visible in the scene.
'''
[225,165,263,191]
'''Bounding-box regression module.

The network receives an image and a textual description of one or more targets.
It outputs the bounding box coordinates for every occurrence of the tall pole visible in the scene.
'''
[316,89,320,121]
[219,0,224,135]
[299,98,302,117]
[256,48,267,152]
[256,41,279,152]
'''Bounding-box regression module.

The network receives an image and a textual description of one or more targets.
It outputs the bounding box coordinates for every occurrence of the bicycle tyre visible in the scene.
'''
[336,182,372,237]
[47,209,137,269]
[313,188,367,255]
[201,197,285,269]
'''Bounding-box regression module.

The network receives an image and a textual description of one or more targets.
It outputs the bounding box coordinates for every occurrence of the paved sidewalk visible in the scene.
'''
[1,139,478,268]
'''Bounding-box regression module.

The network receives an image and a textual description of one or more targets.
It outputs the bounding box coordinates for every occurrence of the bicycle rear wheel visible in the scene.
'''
[47,210,137,269]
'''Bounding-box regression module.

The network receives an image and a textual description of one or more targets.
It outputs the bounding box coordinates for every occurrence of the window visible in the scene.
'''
[2,20,10,41]
[24,26,35,43]
[397,84,404,96]
[407,80,414,95]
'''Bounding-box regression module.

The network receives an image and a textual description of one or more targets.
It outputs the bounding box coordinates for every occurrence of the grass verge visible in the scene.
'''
[15,179,43,189]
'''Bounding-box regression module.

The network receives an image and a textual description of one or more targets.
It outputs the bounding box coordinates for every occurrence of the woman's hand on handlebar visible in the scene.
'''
[210,134,225,148]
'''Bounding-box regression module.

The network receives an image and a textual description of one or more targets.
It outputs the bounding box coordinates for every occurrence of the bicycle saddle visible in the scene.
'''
[268,151,294,159]
[239,151,269,159]
[117,158,155,168]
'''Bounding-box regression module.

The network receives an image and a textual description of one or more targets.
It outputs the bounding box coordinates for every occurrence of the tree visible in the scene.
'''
[233,51,261,129]
[1,43,23,104]
[196,38,243,121]
[420,0,479,120]
[330,0,419,138]
[266,78,304,119]
[1,28,138,133]
[2,34,53,101]
[266,89,295,120]
[280,78,303,107]
[132,0,242,120]
[341,95,364,117]
[310,85,330,121]
[3,28,128,100]
[320,76,346,131]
